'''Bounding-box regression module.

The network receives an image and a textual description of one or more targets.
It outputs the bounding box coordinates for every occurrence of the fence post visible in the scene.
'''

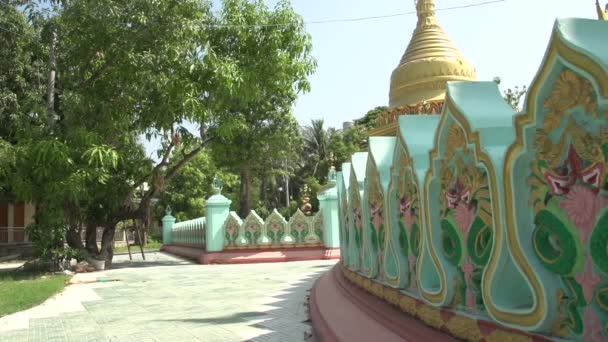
[162,207,176,245]
[205,176,231,252]
[317,165,340,248]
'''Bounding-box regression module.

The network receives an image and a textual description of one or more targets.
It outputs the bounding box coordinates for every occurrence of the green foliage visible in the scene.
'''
[354,106,389,130]
[280,200,299,219]
[0,4,48,143]
[493,77,527,112]
[330,125,365,169]
[159,151,238,221]
[207,0,316,216]
[3,0,318,263]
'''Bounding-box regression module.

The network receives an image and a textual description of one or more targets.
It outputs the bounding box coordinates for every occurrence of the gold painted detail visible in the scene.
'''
[224,243,322,250]
[339,264,536,341]
[376,101,444,127]
[396,145,422,291]
[444,315,483,341]
[439,122,493,313]
[528,69,607,338]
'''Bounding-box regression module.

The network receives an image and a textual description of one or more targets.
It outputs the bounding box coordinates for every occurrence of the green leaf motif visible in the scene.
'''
[590,209,608,275]
[441,218,463,266]
[467,217,493,266]
[532,205,580,276]
[398,221,409,259]
[410,223,421,257]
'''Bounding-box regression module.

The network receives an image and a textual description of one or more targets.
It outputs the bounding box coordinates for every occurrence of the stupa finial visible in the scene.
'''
[389,0,477,109]
[416,0,439,28]
[597,0,608,20]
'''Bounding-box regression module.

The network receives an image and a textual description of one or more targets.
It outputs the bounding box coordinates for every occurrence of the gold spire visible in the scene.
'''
[389,0,477,108]
[597,0,608,20]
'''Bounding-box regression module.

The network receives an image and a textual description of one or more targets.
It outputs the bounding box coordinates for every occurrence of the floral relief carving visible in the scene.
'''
[529,70,608,340]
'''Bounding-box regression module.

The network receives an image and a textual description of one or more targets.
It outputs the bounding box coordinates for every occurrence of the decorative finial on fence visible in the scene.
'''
[212,175,223,195]
[301,184,313,216]
[327,152,337,183]
[165,205,172,216]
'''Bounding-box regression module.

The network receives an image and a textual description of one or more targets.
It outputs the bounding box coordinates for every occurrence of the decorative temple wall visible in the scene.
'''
[161,176,340,263]
[336,18,608,341]
[163,208,325,251]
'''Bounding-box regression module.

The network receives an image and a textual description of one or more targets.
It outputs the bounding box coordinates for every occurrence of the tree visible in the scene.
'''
[3,0,239,267]
[354,106,389,130]
[3,0,316,267]
[302,119,332,179]
[159,151,239,222]
[0,4,47,144]
[328,124,365,170]
[207,0,316,218]
[493,77,527,112]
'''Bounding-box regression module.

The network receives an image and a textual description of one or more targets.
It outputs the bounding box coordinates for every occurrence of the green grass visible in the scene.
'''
[113,239,162,254]
[0,271,69,317]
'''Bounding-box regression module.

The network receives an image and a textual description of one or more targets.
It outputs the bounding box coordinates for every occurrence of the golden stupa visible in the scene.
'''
[598,0,608,20]
[369,0,477,136]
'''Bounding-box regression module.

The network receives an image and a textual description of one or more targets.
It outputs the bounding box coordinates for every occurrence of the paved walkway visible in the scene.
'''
[0,252,337,342]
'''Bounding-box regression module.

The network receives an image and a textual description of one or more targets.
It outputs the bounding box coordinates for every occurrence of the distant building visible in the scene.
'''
[0,200,139,257]
[342,121,354,131]
[0,201,34,257]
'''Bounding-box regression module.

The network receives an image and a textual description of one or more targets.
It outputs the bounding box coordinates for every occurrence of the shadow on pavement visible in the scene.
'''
[107,252,194,270]
[155,265,329,341]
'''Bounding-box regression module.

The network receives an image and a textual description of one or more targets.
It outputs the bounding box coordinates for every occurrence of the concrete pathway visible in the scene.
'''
[0,252,336,342]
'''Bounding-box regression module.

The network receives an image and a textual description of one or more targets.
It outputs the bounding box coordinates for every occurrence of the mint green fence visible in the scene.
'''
[170,217,205,248]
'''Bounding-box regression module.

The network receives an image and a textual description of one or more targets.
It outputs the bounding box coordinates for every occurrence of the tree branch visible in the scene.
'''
[165,137,213,182]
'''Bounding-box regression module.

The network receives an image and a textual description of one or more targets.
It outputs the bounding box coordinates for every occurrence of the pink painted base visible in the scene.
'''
[160,245,340,264]
[309,265,457,342]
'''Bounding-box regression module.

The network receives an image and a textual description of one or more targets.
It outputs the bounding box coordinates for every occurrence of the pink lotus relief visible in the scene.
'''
[454,203,476,236]
[354,207,363,229]
[408,255,417,290]
[583,307,604,342]
[295,222,305,233]
[247,224,258,233]
[560,185,608,245]
[462,257,477,313]
[271,223,281,233]
[400,195,417,230]
[576,257,602,304]
[378,252,384,278]
[462,257,475,284]
[466,288,477,313]
[226,225,236,236]
[371,202,383,232]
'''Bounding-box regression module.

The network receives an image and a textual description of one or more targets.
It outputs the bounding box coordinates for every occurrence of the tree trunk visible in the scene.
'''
[46,30,57,128]
[239,167,252,218]
[259,176,266,205]
[65,225,84,250]
[85,218,99,255]
[100,223,116,269]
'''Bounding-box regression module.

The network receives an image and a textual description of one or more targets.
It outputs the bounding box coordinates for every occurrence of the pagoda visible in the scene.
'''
[369,0,477,136]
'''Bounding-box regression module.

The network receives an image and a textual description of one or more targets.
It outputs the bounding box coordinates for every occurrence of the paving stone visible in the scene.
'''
[0,252,336,342]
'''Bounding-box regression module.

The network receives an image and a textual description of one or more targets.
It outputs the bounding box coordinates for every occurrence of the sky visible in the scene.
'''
[268,0,596,129]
